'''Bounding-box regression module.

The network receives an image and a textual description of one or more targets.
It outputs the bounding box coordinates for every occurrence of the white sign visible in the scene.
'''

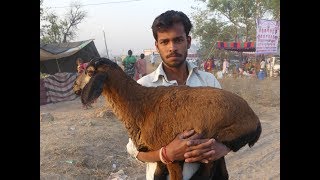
[256,19,280,54]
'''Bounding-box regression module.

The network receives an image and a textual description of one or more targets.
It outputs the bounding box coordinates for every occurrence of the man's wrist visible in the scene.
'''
[159,146,173,164]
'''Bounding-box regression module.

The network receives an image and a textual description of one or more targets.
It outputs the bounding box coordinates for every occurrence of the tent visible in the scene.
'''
[40,39,100,74]
[40,72,78,105]
[216,41,255,52]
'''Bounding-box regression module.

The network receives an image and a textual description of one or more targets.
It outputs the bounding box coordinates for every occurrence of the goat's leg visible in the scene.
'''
[167,162,183,180]
[154,162,168,180]
[190,157,228,180]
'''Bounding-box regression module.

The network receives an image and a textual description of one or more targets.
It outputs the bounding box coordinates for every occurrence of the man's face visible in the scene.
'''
[155,23,191,68]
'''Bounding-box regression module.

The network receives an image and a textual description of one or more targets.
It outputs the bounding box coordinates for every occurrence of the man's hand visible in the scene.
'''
[184,138,231,163]
[165,129,230,163]
[165,129,203,162]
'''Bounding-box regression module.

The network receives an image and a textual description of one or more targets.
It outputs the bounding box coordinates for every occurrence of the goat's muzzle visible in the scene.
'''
[81,73,106,105]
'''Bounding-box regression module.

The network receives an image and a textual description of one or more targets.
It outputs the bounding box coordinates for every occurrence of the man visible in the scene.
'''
[122,50,137,79]
[126,10,230,179]
[222,58,229,75]
[76,58,88,75]
[204,58,213,73]
[259,58,267,79]
[260,59,266,71]
[150,52,156,66]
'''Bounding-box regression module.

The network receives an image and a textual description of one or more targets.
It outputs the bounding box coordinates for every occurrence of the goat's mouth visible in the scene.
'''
[81,73,107,105]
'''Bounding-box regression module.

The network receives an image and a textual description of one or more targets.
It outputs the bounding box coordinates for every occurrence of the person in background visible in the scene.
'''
[258,58,267,79]
[134,53,147,81]
[260,59,266,73]
[211,58,216,70]
[204,58,213,73]
[222,58,229,75]
[150,52,156,66]
[126,10,230,179]
[122,50,137,79]
[216,59,221,71]
[76,58,88,75]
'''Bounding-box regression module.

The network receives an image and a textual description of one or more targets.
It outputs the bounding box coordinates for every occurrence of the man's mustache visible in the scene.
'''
[166,52,182,58]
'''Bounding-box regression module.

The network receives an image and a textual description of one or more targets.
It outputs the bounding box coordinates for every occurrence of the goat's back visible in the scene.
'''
[140,86,261,152]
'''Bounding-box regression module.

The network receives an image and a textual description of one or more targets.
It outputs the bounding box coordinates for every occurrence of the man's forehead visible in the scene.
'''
[157,25,186,40]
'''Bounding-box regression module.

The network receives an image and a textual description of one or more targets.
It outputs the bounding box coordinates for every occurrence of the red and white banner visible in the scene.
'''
[255,19,280,54]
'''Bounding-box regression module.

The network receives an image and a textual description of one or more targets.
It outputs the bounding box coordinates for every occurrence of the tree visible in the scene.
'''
[40,0,45,37]
[265,0,280,21]
[61,2,87,43]
[191,0,279,59]
[40,0,43,17]
[41,13,62,43]
[191,8,227,59]
[40,1,87,44]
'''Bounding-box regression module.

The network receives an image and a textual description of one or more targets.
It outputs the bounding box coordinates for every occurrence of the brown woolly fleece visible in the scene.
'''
[81,58,262,180]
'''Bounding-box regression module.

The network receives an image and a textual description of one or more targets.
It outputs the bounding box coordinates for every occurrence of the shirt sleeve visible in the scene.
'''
[194,68,222,89]
[207,73,222,89]
[126,138,143,162]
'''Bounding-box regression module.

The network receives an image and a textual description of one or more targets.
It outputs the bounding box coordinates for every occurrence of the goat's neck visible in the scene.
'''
[102,69,153,145]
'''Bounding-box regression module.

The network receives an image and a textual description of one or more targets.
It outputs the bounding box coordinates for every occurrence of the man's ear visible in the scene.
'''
[155,41,160,53]
[187,36,191,49]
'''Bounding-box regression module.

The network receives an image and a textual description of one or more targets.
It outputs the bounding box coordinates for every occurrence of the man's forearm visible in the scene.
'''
[136,150,161,162]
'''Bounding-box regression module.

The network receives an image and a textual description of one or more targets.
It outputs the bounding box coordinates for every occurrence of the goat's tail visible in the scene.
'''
[248,121,262,147]
[222,121,262,152]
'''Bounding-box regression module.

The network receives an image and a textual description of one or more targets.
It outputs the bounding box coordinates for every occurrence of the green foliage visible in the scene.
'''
[265,0,280,21]
[41,13,62,44]
[40,72,50,79]
[40,1,87,44]
[191,0,279,59]
[40,0,43,16]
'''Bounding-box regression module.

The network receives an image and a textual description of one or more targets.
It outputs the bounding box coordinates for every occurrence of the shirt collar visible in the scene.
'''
[152,61,200,83]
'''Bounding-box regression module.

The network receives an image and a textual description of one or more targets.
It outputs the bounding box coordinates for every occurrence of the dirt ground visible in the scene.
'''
[40,61,280,180]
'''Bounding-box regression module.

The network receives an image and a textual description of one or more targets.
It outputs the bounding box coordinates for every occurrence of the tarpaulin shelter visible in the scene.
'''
[216,41,256,52]
[40,39,100,74]
[40,72,78,105]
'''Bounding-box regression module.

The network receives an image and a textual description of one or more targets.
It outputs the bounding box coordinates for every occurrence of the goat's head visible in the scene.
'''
[81,58,119,105]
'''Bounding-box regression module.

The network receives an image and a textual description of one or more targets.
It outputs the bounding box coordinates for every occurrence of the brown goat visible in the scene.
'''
[81,58,262,180]
[73,64,96,96]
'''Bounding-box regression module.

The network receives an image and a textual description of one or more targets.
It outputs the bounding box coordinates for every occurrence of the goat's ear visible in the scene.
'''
[81,72,107,105]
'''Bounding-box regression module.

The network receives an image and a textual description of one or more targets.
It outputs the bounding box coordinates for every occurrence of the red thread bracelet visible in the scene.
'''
[163,146,173,163]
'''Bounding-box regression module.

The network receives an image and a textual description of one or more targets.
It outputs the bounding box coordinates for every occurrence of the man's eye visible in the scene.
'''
[160,41,168,45]
[175,39,183,43]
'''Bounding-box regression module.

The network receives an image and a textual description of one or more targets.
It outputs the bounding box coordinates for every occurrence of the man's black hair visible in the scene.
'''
[151,10,193,41]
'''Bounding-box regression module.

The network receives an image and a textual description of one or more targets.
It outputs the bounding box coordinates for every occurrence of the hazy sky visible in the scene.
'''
[42,0,205,57]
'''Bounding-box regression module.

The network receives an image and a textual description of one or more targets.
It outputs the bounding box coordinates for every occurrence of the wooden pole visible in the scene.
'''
[55,59,61,73]
[103,30,109,58]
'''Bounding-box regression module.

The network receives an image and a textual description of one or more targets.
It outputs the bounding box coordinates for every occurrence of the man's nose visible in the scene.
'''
[168,42,178,52]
